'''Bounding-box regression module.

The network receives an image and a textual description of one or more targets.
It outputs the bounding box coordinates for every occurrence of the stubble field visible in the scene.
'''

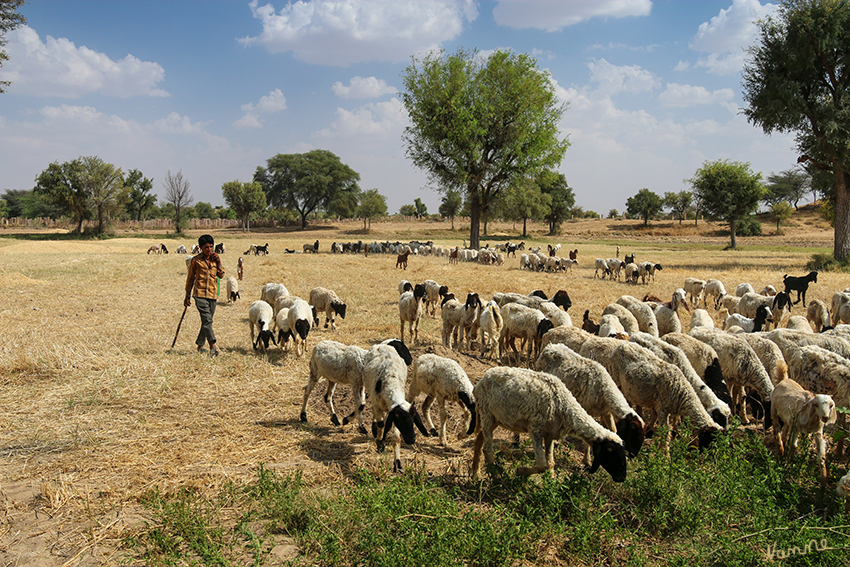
[0,212,848,566]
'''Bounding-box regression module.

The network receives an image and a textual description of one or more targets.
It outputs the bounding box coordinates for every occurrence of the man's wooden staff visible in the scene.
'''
[170,305,189,350]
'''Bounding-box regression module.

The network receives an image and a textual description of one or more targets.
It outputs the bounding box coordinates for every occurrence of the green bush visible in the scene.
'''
[736,215,762,236]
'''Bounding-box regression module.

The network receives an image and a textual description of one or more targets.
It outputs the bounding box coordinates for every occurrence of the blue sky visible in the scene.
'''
[0,0,799,216]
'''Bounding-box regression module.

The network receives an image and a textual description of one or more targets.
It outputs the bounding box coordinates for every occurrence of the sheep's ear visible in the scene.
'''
[587,441,603,474]
[466,403,477,436]
[411,405,429,437]
[798,400,815,426]
[382,411,395,442]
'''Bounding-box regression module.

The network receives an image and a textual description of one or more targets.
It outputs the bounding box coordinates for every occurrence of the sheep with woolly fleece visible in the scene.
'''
[598,314,627,338]
[689,326,774,428]
[737,332,788,387]
[399,283,426,344]
[606,258,623,280]
[807,299,831,332]
[300,340,368,433]
[275,308,292,351]
[830,291,850,324]
[442,293,482,351]
[683,277,706,306]
[761,285,777,297]
[493,290,572,312]
[479,300,504,359]
[541,325,595,352]
[770,378,834,481]
[616,295,659,337]
[537,300,572,328]
[471,366,628,480]
[724,305,773,333]
[736,283,755,297]
[608,341,722,451]
[407,354,476,446]
[423,279,448,317]
[225,276,240,304]
[738,291,793,327]
[629,332,732,429]
[786,315,814,333]
[175,245,187,254]
[287,299,313,356]
[650,288,689,336]
[662,332,733,411]
[763,328,850,363]
[638,261,662,284]
[535,343,646,461]
[308,286,347,330]
[624,263,640,284]
[499,302,555,364]
[398,280,412,294]
[594,258,610,279]
[363,339,429,472]
[248,300,278,353]
[719,294,741,315]
[601,303,640,335]
[689,309,716,330]
[261,282,290,316]
[703,279,727,310]
[577,334,630,371]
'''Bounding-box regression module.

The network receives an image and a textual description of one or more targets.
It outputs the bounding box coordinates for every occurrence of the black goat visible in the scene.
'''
[783,271,818,305]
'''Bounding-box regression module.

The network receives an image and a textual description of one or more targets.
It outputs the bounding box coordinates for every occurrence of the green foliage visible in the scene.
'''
[607,208,619,219]
[736,215,762,237]
[500,179,552,237]
[123,169,156,221]
[438,189,463,229]
[663,190,693,223]
[254,149,360,230]
[192,202,218,220]
[34,159,90,233]
[764,167,811,209]
[688,159,765,249]
[413,197,428,218]
[806,252,850,272]
[221,180,266,232]
[626,188,663,226]
[399,203,417,217]
[357,188,387,230]
[771,200,794,232]
[538,171,574,235]
[401,47,569,248]
[0,0,26,94]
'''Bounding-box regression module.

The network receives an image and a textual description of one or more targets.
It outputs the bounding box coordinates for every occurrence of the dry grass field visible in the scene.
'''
[0,208,846,565]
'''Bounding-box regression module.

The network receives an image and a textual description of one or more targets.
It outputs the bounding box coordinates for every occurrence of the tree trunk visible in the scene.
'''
[469,189,481,250]
[522,217,527,237]
[834,164,850,262]
[451,215,454,230]
[729,220,738,249]
[301,211,308,230]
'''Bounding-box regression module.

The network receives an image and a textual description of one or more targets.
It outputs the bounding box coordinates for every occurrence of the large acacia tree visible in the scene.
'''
[222,180,266,231]
[401,48,569,249]
[254,149,360,230]
[626,188,663,227]
[688,160,765,250]
[742,0,850,260]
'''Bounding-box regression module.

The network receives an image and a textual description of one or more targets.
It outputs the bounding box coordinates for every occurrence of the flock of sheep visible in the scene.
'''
[173,241,850,507]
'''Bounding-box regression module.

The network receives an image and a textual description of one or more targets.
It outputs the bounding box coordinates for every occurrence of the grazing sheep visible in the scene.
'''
[471,367,628,480]
[541,325,595,353]
[724,304,773,333]
[770,378,834,481]
[479,300,504,359]
[535,344,646,461]
[260,283,290,315]
[146,244,161,254]
[638,262,663,284]
[831,291,850,324]
[683,278,707,306]
[624,263,640,284]
[287,299,313,356]
[537,300,573,328]
[786,315,814,333]
[662,332,733,411]
[423,279,448,317]
[175,245,187,254]
[594,258,611,279]
[806,299,831,332]
[702,279,727,310]
[616,295,659,337]
[407,354,476,446]
[399,283,426,344]
[248,300,277,353]
[598,314,627,338]
[650,288,689,336]
[225,276,240,304]
[275,308,292,351]
[300,340,368,433]
[783,271,818,306]
[577,334,630,370]
[601,303,640,335]
[689,309,716,330]
[442,293,482,351]
[689,327,774,428]
[363,340,429,472]
[719,294,741,316]
[500,303,555,364]
[763,328,850,363]
[761,285,777,297]
[308,286,347,330]
[398,280,412,295]
[629,332,732,429]
[606,258,624,280]
[303,240,319,254]
[608,341,722,451]
[737,332,789,387]
[738,291,792,326]
[736,283,755,297]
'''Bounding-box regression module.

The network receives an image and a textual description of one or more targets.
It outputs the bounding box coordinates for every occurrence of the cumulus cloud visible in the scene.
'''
[689,0,778,75]
[332,76,397,99]
[240,0,478,66]
[314,98,407,141]
[493,0,652,31]
[588,58,659,98]
[658,83,735,109]
[234,89,287,129]
[3,26,168,98]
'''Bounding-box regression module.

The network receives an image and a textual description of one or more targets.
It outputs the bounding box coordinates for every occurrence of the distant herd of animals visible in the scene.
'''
[145,238,850,505]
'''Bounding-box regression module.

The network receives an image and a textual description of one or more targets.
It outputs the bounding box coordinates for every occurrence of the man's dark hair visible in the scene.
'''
[198,234,214,247]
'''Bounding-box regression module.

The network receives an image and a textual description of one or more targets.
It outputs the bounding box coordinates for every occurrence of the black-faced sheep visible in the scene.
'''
[301,340,368,434]
[407,354,476,446]
[500,302,555,364]
[471,366,627,481]
[225,276,240,304]
[399,283,426,344]
[308,286,347,330]
[248,300,277,353]
[806,299,831,332]
[287,299,313,356]
[724,304,773,333]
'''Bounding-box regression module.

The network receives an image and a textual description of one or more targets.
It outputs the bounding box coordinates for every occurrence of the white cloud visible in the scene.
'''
[332,76,397,99]
[240,0,478,66]
[234,89,287,129]
[658,83,735,108]
[314,98,407,140]
[689,0,778,75]
[493,0,652,31]
[588,58,659,97]
[3,26,168,98]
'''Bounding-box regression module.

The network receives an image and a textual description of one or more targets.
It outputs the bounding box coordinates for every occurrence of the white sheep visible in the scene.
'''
[261,282,290,316]
[594,258,610,278]
[598,314,627,338]
[638,261,662,284]
[738,291,792,326]
[362,339,429,472]
[422,279,447,317]
[763,328,850,363]
[541,325,595,353]
[225,276,240,305]
[479,300,504,359]
[608,341,722,451]
[737,332,789,387]
[184,254,193,271]
[407,354,476,446]
[724,304,773,333]
[719,294,741,316]
[761,284,777,297]
[287,299,313,356]
[399,283,426,344]
[683,277,706,306]
[248,300,277,353]
[689,326,774,427]
[499,302,555,364]
[651,288,689,336]
[442,293,482,351]
[786,315,814,333]
[689,308,716,330]
[623,262,640,284]
[629,332,732,429]
[661,332,733,412]
[275,307,291,351]
[601,303,640,335]
[308,286,347,330]
[606,258,623,280]
[616,295,659,337]
[300,340,368,433]
[807,299,831,332]
[535,343,645,461]
[471,366,627,480]
[736,283,755,297]
[398,280,412,295]
[703,279,727,310]
[831,291,850,324]
[771,378,835,482]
